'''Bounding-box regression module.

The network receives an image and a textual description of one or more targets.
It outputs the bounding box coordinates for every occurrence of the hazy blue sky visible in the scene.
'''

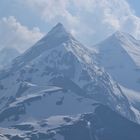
[0,0,140,52]
[128,0,140,16]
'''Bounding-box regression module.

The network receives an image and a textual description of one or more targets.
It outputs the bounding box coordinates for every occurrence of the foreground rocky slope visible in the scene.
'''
[0,104,140,140]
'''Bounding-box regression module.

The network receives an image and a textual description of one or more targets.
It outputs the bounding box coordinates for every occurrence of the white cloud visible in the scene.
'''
[20,0,140,45]
[0,16,44,52]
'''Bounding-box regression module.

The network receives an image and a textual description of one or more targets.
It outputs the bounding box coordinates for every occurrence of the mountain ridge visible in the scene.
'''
[0,23,136,122]
[0,23,140,139]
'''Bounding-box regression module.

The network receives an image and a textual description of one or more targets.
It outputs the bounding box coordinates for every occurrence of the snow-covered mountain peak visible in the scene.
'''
[0,25,137,126]
[95,31,140,91]
[8,23,75,72]
[42,22,73,48]
[96,31,140,67]
[48,22,67,35]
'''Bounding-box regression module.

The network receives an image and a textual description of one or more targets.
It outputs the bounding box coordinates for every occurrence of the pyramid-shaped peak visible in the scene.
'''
[52,22,65,31]
[55,22,64,28]
[11,23,74,69]
[47,22,69,37]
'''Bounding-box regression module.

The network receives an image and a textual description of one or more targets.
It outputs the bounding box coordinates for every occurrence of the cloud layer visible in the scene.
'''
[21,0,140,45]
[0,16,43,52]
[0,0,140,53]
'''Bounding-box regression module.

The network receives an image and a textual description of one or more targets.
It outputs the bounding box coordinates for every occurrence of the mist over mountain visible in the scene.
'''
[0,47,20,69]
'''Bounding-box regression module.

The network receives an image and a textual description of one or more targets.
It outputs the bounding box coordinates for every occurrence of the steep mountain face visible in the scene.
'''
[0,47,20,69]
[0,24,135,124]
[0,23,140,139]
[0,104,140,140]
[94,32,140,92]
[94,31,140,123]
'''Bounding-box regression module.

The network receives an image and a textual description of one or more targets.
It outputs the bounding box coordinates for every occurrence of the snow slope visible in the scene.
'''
[0,86,97,127]
[120,85,140,123]
[94,31,140,123]
[94,31,140,91]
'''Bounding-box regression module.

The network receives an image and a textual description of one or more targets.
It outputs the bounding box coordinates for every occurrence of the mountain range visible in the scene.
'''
[0,23,140,140]
[94,31,140,123]
[94,31,140,91]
